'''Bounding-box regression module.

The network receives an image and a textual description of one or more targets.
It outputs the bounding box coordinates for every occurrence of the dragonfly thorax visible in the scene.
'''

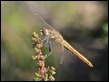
[40,28,64,42]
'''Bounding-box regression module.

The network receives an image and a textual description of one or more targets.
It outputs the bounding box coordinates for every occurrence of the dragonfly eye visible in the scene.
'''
[40,28,49,36]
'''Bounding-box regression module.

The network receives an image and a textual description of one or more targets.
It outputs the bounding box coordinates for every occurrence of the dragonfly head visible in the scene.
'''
[40,28,49,36]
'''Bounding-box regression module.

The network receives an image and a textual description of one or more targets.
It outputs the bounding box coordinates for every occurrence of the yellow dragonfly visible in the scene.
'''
[34,12,93,67]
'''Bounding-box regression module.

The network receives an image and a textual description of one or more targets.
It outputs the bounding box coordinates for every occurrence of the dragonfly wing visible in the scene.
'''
[33,12,54,30]
[43,39,49,48]
[60,45,65,64]
[48,40,52,52]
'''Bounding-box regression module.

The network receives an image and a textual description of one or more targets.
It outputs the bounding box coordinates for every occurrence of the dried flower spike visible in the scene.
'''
[32,31,56,81]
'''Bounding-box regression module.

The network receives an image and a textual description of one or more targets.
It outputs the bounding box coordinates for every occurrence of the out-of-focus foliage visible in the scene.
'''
[1,1,108,81]
[101,23,108,44]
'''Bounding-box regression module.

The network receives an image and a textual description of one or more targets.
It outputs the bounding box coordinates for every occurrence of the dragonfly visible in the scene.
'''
[33,12,93,67]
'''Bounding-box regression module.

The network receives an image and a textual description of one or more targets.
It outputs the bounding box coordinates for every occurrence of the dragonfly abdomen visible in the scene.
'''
[60,40,93,67]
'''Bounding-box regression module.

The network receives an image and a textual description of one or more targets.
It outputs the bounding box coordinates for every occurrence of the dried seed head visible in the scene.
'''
[35,72,41,78]
[32,32,38,38]
[39,51,42,55]
[36,43,43,49]
[49,75,55,81]
[32,55,37,60]
[39,55,44,60]
[39,61,45,67]
[51,66,56,71]
[35,48,42,54]
[51,71,56,75]
[35,47,39,53]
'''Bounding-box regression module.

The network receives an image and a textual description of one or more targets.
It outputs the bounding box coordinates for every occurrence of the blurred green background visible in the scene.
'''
[1,1,108,81]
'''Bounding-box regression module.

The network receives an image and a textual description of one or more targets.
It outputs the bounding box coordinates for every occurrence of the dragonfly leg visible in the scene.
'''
[38,36,52,59]
[40,36,49,43]
[37,36,52,59]
[44,41,52,59]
